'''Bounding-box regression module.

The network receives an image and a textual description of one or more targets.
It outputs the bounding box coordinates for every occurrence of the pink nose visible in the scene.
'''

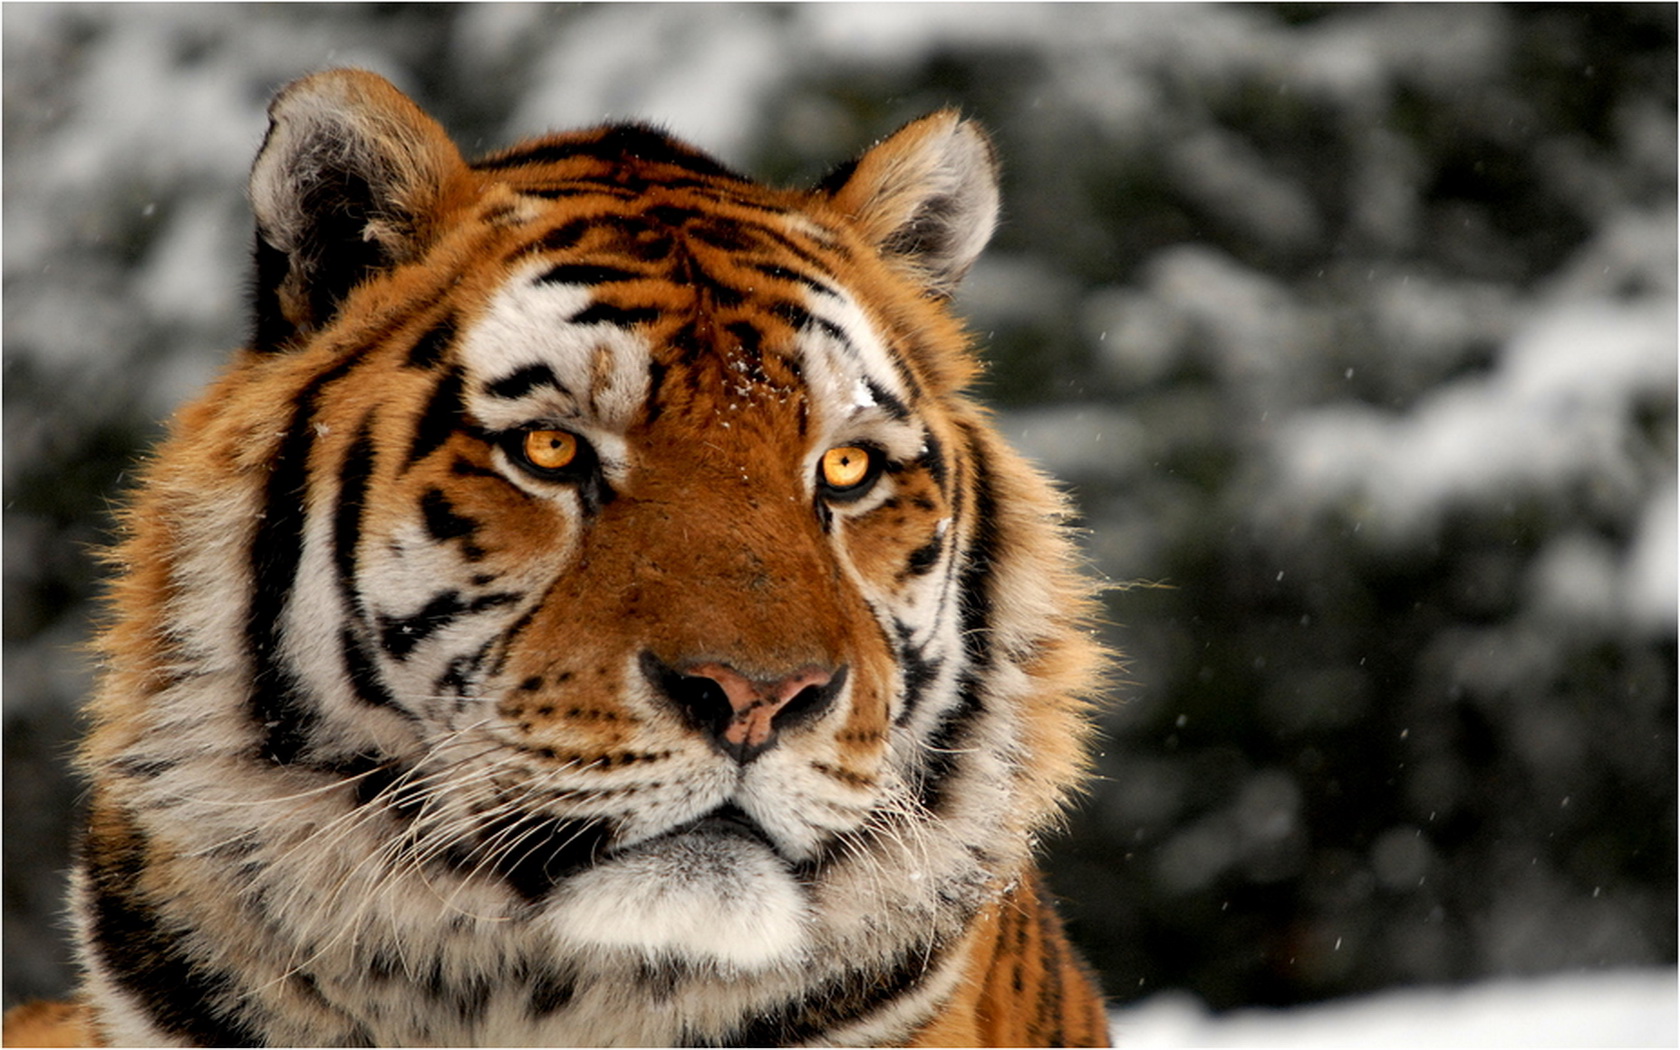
[684,663,836,752]
[641,653,847,763]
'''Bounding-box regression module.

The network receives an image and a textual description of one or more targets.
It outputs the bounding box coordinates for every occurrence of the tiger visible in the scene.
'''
[3,69,1110,1047]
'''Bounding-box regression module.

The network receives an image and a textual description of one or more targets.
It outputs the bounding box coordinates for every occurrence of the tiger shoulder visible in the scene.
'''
[5,68,1111,1048]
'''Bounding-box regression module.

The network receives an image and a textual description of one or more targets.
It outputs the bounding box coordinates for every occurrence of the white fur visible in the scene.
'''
[459,261,652,470]
[545,835,809,972]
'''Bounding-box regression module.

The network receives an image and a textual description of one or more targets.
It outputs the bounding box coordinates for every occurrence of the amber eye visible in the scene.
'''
[818,445,882,501]
[523,429,580,471]
[501,427,595,482]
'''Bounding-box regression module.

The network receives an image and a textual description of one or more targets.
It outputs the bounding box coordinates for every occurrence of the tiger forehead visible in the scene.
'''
[456,199,893,404]
[502,197,846,302]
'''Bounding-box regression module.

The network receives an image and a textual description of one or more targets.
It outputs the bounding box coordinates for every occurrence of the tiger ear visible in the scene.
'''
[819,111,1000,297]
[248,69,466,350]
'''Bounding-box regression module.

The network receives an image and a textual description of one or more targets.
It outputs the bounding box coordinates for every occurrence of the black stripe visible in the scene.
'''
[405,315,456,369]
[915,427,1000,813]
[769,299,814,332]
[474,124,741,181]
[84,810,264,1044]
[666,321,705,365]
[770,299,850,346]
[893,624,943,727]
[918,431,950,493]
[954,430,1000,669]
[569,302,660,329]
[704,940,947,1047]
[247,354,363,763]
[750,261,837,297]
[691,264,747,308]
[520,185,636,200]
[334,416,376,604]
[331,417,403,713]
[645,204,701,229]
[644,359,668,425]
[346,758,426,819]
[486,362,568,401]
[378,591,520,660]
[903,532,945,578]
[459,813,615,903]
[436,636,498,701]
[341,626,399,711]
[537,262,644,286]
[528,967,578,1018]
[527,218,591,257]
[406,367,465,470]
[1033,887,1068,1045]
[420,488,484,557]
[864,377,911,420]
[687,217,754,252]
[113,757,177,779]
[724,320,763,360]
[696,205,840,274]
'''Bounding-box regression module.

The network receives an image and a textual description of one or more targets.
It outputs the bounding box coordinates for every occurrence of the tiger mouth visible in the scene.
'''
[667,802,778,851]
[465,803,788,902]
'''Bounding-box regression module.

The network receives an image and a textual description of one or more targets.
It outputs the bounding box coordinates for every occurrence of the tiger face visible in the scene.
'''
[71,70,1107,1047]
[323,166,972,969]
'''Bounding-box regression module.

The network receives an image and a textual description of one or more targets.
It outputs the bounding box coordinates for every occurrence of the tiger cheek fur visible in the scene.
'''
[30,69,1112,1048]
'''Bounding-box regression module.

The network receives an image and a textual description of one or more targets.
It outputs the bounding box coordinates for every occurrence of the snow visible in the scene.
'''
[1272,293,1675,550]
[508,5,790,162]
[1110,969,1678,1048]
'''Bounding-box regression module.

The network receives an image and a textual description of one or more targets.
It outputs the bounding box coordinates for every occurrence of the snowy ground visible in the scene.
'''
[1110,969,1678,1048]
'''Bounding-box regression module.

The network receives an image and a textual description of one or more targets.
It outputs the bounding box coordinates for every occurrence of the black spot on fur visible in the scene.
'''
[528,968,578,1017]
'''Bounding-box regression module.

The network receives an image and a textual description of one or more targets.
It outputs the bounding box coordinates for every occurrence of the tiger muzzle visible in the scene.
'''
[640,653,848,763]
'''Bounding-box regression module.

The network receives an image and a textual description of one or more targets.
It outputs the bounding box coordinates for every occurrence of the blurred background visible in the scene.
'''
[4,1,1674,1028]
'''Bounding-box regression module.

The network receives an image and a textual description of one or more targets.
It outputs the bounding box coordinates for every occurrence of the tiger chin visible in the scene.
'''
[4,70,1111,1048]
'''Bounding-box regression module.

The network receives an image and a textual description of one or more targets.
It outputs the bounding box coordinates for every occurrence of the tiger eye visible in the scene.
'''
[522,429,580,472]
[821,446,872,490]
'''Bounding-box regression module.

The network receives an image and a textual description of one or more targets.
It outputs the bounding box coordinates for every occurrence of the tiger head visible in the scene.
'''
[78,70,1104,1045]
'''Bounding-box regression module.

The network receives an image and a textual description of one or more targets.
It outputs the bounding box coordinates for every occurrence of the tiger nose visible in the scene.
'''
[639,653,847,764]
